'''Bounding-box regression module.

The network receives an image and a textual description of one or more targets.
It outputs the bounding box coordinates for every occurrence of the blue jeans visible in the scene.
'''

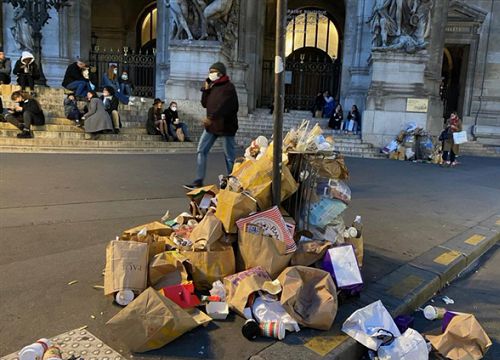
[169,123,190,140]
[119,83,133,96]
[195,130,235,183]
[66,80,90,97]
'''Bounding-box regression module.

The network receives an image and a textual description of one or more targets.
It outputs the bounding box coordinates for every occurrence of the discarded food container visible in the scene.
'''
[19,339,52,360]
[206,302,229,320]
[115,289,135,306]
[423,305,447,320]
[42,347,62,360]
[394,315,415,333]
[260,320,285,340]
[242,319,260,340]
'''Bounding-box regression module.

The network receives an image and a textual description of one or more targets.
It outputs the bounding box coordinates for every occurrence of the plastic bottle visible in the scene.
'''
[19,339,52,360]
[352,216,363,238]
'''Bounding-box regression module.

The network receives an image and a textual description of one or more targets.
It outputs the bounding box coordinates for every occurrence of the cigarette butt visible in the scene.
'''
[90,315,96,319]
[77,325,88,331]
[93,285,104,290]
[67,280,78,285]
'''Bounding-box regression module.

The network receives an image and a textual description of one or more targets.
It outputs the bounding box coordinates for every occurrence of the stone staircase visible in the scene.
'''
[458,141,500,158]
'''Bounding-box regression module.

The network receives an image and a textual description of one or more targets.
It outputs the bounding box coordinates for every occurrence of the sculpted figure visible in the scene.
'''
[168,0,194,40]
[203,0,234,41]
[11,7,34,52]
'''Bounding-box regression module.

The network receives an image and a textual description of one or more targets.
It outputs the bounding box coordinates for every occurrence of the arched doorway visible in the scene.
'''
[441,45,469,119]
[260,6,343,110]
[136,3,157,53]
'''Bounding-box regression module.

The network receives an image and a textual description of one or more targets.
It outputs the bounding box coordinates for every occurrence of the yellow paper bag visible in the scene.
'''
[214,189,257,233]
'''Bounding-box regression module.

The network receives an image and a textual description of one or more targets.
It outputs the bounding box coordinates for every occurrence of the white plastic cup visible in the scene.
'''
[260,321,285,340]
[423,305,447,320]
[115,289,135,306]
[19,339,52,360]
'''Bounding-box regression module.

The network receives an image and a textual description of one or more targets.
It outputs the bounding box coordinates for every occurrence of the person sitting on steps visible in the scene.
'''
[81,91,113,140]
[101,86,121,134]
[62,58,91,99]
[102,64,130,105]
[64,93,84,126]
[118,70,135,103]
[163,101,191,142]
[0,47,12,85]
[147,98,169,142]
[5,90,45,138]
[13,51,40,93]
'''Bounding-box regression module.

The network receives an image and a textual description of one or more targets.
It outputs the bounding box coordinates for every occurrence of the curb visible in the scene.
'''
[250,213,500,360]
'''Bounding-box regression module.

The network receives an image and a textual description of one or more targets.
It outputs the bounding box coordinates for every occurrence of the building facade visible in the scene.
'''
[1,0,499,147]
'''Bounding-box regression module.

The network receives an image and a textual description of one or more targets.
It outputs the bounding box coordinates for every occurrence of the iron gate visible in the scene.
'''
[89,48,156,98]
[260,53,341,110]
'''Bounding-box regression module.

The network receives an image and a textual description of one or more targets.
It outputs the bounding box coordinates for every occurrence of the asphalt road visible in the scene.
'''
[0,153,499,358]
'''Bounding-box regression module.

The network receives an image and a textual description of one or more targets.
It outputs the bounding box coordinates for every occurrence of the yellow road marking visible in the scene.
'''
[464,234,486,246]
[434,250,461,265]
[304,335,349,357]
[388,275,423,299]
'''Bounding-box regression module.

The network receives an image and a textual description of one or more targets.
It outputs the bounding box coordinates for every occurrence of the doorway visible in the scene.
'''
[441,45,469,119]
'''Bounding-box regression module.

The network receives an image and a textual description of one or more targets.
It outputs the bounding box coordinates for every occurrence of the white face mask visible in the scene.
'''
[171,107,177,112]
[113,69,118,75]
[208,72,220,82]
[121,74,128,80]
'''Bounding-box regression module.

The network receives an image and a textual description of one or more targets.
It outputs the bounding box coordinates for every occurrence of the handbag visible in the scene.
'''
[453,130,468,144]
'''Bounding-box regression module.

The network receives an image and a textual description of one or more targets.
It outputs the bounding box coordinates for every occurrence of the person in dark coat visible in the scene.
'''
[329,104,343,131]
[101,86,121,134]
[0,48,12,84]
[13,51,40,91]
[346,104,362,134]
[312,92,325,118]
[64,93,83,124]
[163,101,191,142]
[62,59,91,98]
[81,91,113,137]
[146,98,169,141]
[185,62,239,189]
[6,90,45,138]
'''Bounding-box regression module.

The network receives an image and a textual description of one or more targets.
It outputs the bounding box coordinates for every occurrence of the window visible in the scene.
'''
[286,11,339,59]
[140,7,157,48]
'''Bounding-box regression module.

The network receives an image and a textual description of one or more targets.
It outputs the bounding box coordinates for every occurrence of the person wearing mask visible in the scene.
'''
[442,111,462,167]
[81,91,113,139]
[13,51,40,92]
[64,93,84,125]
[147,98,169,141]
[329,104,343,131]
[6,90,45,138]
[101,86,121,134]
[346,104,361,134]
[323,91,335,118]
[163,101,191,142]
[185,62,239,189]
[62,58,91,98]
[102,64,129,105]
[118,70,135,100]
[0,48,12,84]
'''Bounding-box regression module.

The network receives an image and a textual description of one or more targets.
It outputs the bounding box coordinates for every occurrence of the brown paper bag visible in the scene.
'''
[345,236,364,267]
[224,266,272,317]
[291,241,332,266]
[188,212,224,250]
[106,287,200,352]
[149,251,190,288]
[104,240,149,296]
[427,314,492,360]
[237,226,292,279]
[181,244,235,291]
[309,156,349,180]
[122,221,173,239]
[215,189,257,233]
[277,266,338,330]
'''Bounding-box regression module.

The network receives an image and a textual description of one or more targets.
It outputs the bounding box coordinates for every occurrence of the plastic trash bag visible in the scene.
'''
[342,300,402,351]
[309,198,347,228]
[377,328,429,360]
[252,295,300,333]
[383,140,399,154]
[316,179,352,204]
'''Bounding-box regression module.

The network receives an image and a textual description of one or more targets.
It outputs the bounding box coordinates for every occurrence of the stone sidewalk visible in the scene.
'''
[0,153,499,359]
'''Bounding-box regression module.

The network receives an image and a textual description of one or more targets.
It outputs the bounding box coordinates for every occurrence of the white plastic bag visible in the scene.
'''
[342,300,401,351]
[377,328,429,360]
[453,130,468,144]
[383,140,399,154]
[252,296,300,332]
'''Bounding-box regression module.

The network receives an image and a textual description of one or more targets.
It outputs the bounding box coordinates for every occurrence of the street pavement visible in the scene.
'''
[0,153,499,359]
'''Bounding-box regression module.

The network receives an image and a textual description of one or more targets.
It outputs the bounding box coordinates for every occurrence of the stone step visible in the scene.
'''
[0,145,213,155]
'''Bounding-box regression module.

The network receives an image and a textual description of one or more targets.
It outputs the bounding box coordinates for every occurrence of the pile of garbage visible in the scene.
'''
[100,120,364,352]
[382,123,442,164]
[342,300,492,360]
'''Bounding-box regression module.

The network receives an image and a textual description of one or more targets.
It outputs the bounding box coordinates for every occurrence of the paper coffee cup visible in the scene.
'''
[423,305,446,320]
[260,321,285,340]
[115,289,135,306]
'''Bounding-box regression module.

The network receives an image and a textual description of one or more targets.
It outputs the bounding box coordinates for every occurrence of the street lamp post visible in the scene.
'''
[4,0,72,86]
[272,0,288,206]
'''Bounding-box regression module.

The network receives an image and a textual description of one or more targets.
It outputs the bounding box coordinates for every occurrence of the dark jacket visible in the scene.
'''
[163,108,178,127]
[64,98,79,117]
[101,95,119,113]
[13,59,40,80]
[146,107,161,135]
[201,76,239,136]
[329,109,343,129]
[20,99,45,125]
[347,109,361,122]
[0,58,11,78]
[62,62,86,88]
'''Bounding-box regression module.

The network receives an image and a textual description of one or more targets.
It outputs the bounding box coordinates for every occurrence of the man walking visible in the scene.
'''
[185,62,239,189]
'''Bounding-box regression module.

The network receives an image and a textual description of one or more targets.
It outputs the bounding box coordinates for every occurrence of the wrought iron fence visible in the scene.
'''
[89,47,156,98]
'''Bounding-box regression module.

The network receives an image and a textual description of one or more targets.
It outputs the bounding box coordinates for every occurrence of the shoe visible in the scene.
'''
[162,134,169,142]
[183,181,203,191]
[114,128,120,134]
[17,131,32,138]
[185,138,192,142]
